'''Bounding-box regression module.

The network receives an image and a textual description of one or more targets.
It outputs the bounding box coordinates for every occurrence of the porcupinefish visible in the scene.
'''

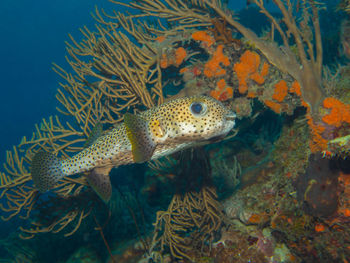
[31,95,236,201]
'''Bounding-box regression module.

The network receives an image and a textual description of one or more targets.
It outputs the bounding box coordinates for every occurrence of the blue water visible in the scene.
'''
[0,0,116,165]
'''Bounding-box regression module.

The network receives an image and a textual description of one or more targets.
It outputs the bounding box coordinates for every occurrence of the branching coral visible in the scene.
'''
[146,148,224,261]
[19,191,97,239]
[227,0,324,115]
[149,186,223,261]
[0,116,89,238]
[339,0,350,14]
[0,6,167,238]
[120,0,324,115]
[209,18,238,44]
[55,12,164,126]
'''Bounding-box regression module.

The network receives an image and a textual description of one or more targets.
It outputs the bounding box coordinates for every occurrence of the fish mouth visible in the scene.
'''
[225,113,236,121]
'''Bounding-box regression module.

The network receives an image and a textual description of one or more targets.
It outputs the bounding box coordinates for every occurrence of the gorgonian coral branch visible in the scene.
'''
[120,0,325,115]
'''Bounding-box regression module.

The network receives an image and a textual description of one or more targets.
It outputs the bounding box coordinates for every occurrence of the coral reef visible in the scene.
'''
[149,186,222,261]
[1,0,350,262]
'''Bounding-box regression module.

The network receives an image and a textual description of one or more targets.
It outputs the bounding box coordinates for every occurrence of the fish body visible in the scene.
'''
[31,96,236,201]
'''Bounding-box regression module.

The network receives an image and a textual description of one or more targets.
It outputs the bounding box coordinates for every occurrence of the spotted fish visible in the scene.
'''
[31,96,236,201]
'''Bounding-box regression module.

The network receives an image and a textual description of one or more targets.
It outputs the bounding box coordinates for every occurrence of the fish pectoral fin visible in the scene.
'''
[149,118,166,139]
[85,166,113,202]
[124,113,156,163]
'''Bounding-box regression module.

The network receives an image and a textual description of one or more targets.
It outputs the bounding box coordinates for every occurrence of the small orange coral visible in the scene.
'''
[210,79,233,101]
[225,87,233,97]
[175,47,187,66]
[307,114,328,153]
[155,36,166,43]
[192,67,201,76]
[264,99,282,114]
[260,62,269,77]
[204,45,230,78]
[210,90,221,100]
[179,67,188,74]
[306,97,350,153]
[217,78,226,90]
[289,97,326,152]
[233,50,269,94]
[289,80,310,108]
[339,208,350,217]
[322,97,350,127]
[250,62,269,85]
[248,213,262,223]
[339,172,350,187]
[192,31,215,47]
[285,172,292,178]
[247,91,256,98]
[272,80,289,102]
[314,223,326,232]
[160,47,187,69]
[289,80,302,96]
[160,53,168,68]
[247,213,269,224]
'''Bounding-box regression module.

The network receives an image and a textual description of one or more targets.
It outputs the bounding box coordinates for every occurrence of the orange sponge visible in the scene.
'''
[192,31,215,47]
[233,50,269,94]
[175,47,187,66]
[272,80,288,102]
[160,47,187,69]
[210,79,233,101]
[264,99,282,114]
[322,97,350,127]
[204,45,230,78]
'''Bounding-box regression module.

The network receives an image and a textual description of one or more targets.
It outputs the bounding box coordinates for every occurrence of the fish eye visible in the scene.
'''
[190,102,207,116]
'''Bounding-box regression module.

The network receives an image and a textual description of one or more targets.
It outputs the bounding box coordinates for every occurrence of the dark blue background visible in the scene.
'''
[0,0,117,165]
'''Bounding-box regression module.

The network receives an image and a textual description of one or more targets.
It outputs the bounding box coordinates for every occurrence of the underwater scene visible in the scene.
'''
[1,0,350,262]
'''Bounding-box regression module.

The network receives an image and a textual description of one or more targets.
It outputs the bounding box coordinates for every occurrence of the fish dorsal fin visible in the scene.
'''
[124,113,156,163]
[85,166,113,202]
[83,122,103,148]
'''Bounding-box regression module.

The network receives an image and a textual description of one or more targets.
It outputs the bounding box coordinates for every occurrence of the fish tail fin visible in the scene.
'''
[31,152,65,192]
